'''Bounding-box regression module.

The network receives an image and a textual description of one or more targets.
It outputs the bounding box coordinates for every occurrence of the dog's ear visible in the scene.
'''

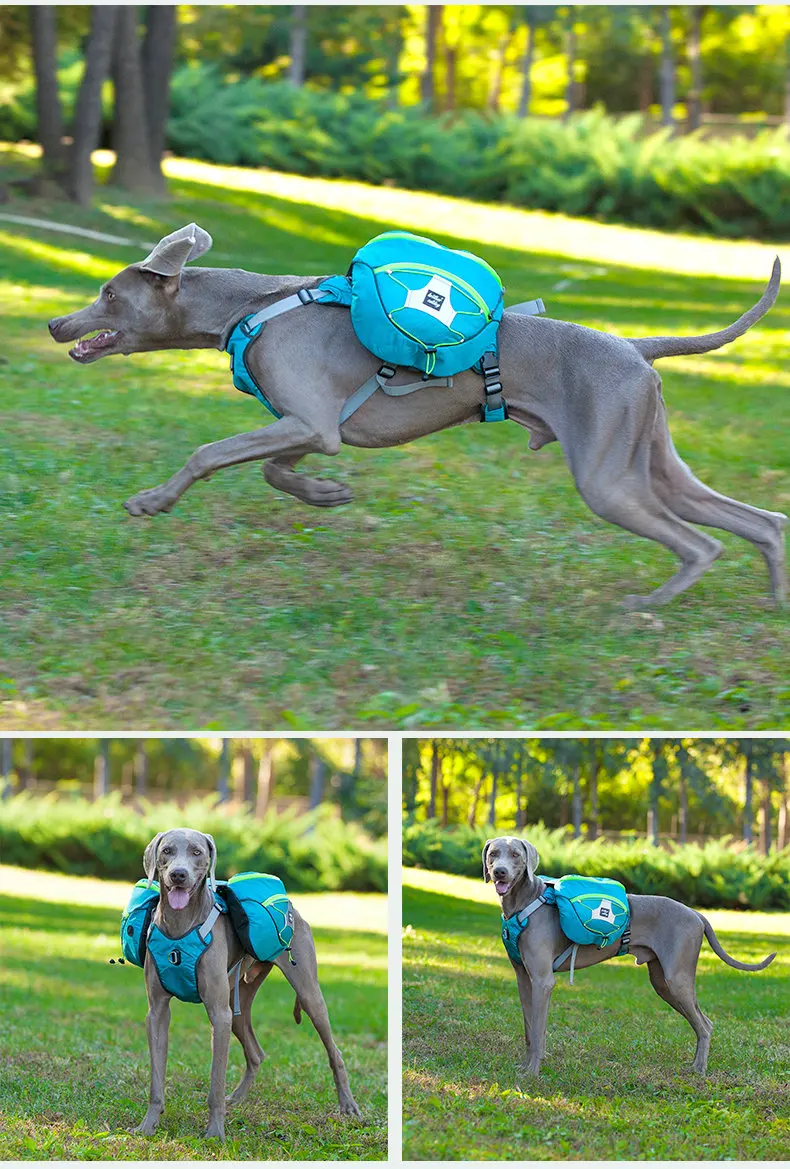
[521,839,539,880]
[143,832,164,887]
[204,832,217,891]
[482,839,495,882]
[139,223,213,277]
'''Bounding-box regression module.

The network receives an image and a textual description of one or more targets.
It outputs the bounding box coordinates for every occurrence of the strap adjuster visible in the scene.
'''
[378,363,397,381]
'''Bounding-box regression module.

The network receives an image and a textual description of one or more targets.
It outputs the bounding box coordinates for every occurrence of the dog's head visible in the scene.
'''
[48,223,213,362]
[143,827,217,911]
[482,836,539,898]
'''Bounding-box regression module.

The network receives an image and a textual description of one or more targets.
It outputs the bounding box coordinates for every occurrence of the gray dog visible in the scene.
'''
[135,827,360,1139]
[484,835,776,1076]
[48,223,786,608]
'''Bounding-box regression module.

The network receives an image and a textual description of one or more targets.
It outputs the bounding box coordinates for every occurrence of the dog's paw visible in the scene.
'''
[204,1120,225,1140]
[621,593,653,612]
[301,478,353,508]
[339,1097,362,1119]
[124,487,173,517]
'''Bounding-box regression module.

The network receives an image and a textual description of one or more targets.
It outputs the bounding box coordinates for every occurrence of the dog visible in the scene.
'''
[134,827,360,1139]
[483,835,776,1076]
[48,223,787,609]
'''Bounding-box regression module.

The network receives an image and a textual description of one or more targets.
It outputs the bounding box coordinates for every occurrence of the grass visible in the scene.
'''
[402,867,790,1160]
[0,871,387,1160]
[1,147,789,729]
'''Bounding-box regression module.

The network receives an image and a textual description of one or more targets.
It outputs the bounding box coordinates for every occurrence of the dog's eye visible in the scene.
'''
[106,288,115,301]
[161,845,172,855]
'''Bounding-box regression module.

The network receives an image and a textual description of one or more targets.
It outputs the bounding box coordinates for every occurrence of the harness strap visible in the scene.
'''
[245,286,330,330]
[554,942,577,977]
[198,903,222,941]
[228,958,243,1016]
[508,297,545,316]
[516,895,546,926]
[338,365,453,425]
[480,351,508,422]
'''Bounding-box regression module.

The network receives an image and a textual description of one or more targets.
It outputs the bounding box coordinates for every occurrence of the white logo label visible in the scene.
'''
[589,899,614,922]
[404,276,457,327]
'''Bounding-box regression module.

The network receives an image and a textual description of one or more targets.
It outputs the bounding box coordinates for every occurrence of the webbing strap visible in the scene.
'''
[508,298,545,316]
[338,366,452,425]
[554,943,577,976]
[198,903,221,941]
[516,895,546,926]
[228,958,243,1016]
[245,287,329,330]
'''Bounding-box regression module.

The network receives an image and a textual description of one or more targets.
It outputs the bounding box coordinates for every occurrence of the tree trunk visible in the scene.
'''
[488,770,498,827]
[141,4,176,191]
[421,5,442,111]
[678,771,688,843]
[638,50,654,114]
[647,803,659,846]
[428,741,440,819]
[785,30,790,128]
[687,6,703,131]
[563,10,577,121]
[111,6,159,194]
[760,782,772,856]
[30,6,66,181]
[217,739,230,803]
[515,770,523,829]
[743,744,753,844]
[518,14,535,117]
[94,740,110,799]
[242,745,256,805]
[778,754,789,849]
[134,742,148,796]
[468,772,484,827]
[288,4,308,86]
[571,760,582,838]
[69,6,118,205]
[445,44,457,111]
[658,6,676,130]
[488,32,512,113]
[588,754,599,841]
[441,782,450,827]
[308,753,327,809]
[1,739,13,799]
[256,745,274,817]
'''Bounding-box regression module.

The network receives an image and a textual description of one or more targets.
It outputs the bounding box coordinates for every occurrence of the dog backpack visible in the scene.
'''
[543,875,630,949]
[120,879,161,966]
[219,872,295,963]
[347,231,505,378]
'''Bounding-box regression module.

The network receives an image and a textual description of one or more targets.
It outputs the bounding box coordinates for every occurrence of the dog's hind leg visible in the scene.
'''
[558,372,724,607]
[227,962,273,1106]
[263,455,353,508]
[650,404,788,604]
[275,916,361,1118]
[647,958,712,1075]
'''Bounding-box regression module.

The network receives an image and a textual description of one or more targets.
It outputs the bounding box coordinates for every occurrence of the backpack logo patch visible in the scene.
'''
[404,276,457,326]
[589,899,613,922]
[423,289,445,311]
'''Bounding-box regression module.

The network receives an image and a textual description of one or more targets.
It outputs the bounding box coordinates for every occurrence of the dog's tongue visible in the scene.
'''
[495,879,511,896]
[167,886,190,910]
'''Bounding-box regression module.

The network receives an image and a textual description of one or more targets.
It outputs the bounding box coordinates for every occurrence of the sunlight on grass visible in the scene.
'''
[0,231,117,280]
[161,156,787,279]
[0,866,387,933]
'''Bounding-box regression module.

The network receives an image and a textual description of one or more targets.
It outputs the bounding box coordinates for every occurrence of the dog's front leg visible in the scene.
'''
[135,991,171,1135]
[204,999,233,1139]
[124,415,340,517]
[524,968,554,1075]
[513,963,533,1063]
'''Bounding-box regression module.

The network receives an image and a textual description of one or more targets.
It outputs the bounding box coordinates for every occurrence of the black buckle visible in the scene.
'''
[378,364,397,380]
[297,288,315,305]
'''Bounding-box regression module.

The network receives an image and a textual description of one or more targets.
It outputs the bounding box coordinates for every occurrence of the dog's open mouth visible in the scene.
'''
[494,879,512,896]
[69,330,120,362]
[165,883,195,910]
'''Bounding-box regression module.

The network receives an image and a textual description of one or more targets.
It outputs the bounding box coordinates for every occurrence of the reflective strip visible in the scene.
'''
[198,904,221,941]
[245,287,329,330]
[508,298,545,316]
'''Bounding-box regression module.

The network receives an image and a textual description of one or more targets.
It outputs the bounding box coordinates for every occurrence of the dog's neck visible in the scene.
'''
[499,870,546,920]
[155,877,214,937]
[176,268,325,351]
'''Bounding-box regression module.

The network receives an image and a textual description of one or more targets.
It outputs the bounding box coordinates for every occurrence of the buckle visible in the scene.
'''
[297,288,315,304]
[484,381,503,396]
[378,364,397,380]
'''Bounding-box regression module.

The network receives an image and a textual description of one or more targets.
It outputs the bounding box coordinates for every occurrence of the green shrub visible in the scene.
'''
[402,819,790,910]
[0,793,387,892]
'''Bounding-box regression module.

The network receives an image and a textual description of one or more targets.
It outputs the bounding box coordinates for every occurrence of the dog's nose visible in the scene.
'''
[170,868,188,886]
[493,866,508,881]
[48,318,62,338]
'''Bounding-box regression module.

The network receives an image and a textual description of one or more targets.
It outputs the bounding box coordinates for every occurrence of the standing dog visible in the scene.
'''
[484,835,776,1076]
[47,223,786,609]
[136,827,360,1139]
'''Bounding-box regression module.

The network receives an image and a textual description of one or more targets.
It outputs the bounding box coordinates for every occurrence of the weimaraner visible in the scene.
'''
[135,827,360,1140]
[48,223,786,609]
[484,835,776,1076]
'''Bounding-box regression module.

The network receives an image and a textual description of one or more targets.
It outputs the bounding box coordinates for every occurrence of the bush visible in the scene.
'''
[0,793,387,892]
[402,819,790,910]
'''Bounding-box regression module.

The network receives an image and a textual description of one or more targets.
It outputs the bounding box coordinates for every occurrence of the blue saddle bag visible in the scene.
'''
[218,872,294,963]
[543,875,630,949]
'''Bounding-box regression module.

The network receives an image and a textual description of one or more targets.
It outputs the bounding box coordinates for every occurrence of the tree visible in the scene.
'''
[134,741,148,796]
[428,740,441,819]
[742,739,754,844]
[308,750,327,808]
[69,6,118,205]
[421,5,442,111]
[563,5,580,120]
[141,5,177,191]
[30,6,65,183]
[518,7,539,117]
[217,738,230,803]
[686,6,706,131]
[94,739,111,799]
[111,7,159,194]
[256,743,274,817]
[288,4,307,86]
[657,5,676,129]
[1,739,13,799]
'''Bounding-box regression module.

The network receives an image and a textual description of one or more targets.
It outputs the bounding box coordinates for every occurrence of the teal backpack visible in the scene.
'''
[347,231,504,378]
[543,875,630,949]
[119,872,294,1005]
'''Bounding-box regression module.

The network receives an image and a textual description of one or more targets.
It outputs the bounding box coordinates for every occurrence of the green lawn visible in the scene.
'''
[402,868,790,1160]
[0,880,387,1160]
[1,148,789,729]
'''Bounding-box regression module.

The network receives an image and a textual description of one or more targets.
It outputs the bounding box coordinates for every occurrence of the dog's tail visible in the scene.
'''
[699,913,776,971]
[630,257,780,363]
[293,995,302,1024]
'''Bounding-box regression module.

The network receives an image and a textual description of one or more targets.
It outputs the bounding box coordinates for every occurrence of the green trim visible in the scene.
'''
[372,262,492,318]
